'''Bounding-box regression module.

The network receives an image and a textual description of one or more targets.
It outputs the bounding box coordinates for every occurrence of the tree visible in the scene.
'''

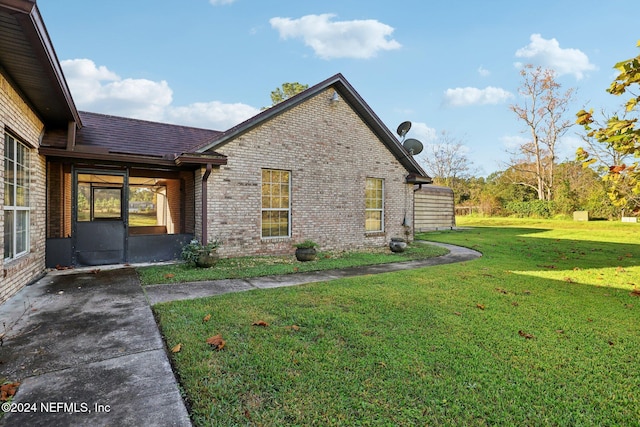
[577,111,631,170]
[577,41,640,213]
[456,176,505,216]
[417,131,476,205]
[509,65,575,201]
[490,166,539,203]
[77,190,89,213]
[553,161,616,217]
[418,131,475,187]
[270,82,309,106]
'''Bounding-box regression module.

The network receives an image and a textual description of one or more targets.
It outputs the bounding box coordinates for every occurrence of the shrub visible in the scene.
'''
[181,239,221,265]
[505,200,555,218]
[293,240,319,249]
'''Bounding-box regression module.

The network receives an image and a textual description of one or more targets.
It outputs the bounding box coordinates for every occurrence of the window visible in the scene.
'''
[261,169,290,238]
[128,183,167,227]
[4,133,30,260]
[77,174,124,221]
[365,178,384,232]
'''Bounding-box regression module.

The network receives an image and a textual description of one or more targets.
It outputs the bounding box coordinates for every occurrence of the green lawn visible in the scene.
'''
[138,242,449,285]
[153,219,640,426]
[129,212,159,226]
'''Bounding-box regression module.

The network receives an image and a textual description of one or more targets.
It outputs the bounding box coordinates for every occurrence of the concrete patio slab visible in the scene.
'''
[0,268,190,427]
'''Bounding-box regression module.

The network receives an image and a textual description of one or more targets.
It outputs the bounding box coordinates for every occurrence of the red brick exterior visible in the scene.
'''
[0,72,47,304]
[47,162,73,238]
[181,171,195,235]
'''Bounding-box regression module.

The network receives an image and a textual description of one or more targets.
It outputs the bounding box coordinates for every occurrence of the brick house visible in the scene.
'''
[195,79,431,258]
[0,0,81,303]
[0,0,431,304]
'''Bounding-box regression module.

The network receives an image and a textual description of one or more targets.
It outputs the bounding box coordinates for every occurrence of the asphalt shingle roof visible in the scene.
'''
[42,111,222,158]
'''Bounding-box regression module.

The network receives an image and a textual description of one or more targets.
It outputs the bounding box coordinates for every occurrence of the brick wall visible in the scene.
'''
[64,167,72,237]
[46,162,73,238]
[0,72,47,304]
[181,171,195,234]
[47,162,63,238]
[165,178,181,234]
[207,87,414,257]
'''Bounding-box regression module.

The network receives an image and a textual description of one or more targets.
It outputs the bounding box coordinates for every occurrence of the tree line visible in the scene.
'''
[272,41,640,219]
[420,42,640,219]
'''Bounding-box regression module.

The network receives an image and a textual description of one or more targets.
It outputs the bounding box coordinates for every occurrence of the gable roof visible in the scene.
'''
[194,73,431,183]
[41,111,226,167]
[0,0,80,128]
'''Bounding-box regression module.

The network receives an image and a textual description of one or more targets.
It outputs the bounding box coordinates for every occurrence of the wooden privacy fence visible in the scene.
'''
[414,185,456,231]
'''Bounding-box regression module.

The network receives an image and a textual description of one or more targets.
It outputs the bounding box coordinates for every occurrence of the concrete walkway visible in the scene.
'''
[0,241,480,426]
[145,242,481,305]
[0,269,191,427]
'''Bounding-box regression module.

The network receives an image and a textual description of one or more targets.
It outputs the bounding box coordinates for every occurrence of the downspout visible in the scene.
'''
[201,163,212,243]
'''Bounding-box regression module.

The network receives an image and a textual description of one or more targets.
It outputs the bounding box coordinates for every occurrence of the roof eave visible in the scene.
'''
[40,147,174,168]
[174,153,227,167]
[0,0,34,13]
[336,78,432,180]
[39,146,228,169]
[194,73,431,179]
[194,75,350,153]
[0,0,81,128]
[406,173,433,185]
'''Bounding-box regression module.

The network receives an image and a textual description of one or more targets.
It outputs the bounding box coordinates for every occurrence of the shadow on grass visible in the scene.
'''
[417,226,640,292]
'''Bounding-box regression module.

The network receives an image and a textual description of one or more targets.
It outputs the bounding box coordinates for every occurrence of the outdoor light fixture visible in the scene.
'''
[330,90,340,103]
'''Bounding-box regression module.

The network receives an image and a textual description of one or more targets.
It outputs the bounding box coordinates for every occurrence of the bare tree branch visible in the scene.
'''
[417,131,476,186]
[507,65,575,201]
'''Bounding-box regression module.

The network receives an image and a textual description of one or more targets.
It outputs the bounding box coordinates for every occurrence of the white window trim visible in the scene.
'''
[365,177,384,233]
[4,133,31,261]
[261,169,291,239]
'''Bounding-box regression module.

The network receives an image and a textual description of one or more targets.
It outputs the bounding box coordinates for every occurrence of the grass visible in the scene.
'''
[153,218,640,426]
[137,242,449,285]
[129,212,160,226]
[451,216,640,292]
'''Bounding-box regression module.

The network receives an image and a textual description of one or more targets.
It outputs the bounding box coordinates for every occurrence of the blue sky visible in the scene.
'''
[38,0,639,176]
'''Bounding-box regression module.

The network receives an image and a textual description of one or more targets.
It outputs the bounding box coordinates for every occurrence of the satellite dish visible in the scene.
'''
[403,138,423,155]
[396,121,412,138]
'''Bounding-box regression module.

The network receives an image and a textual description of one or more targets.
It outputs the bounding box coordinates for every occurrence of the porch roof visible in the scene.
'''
[41,111,227,167]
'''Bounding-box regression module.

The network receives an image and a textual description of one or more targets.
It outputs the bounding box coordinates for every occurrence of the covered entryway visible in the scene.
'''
[74,170,127,265]
[40,110,227,268]
[45,161,198,268]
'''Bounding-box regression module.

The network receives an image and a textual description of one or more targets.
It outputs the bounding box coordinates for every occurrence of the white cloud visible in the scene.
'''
[62,59,172,122]
[443,86,514,107]
[557,134,583,161]
[501,134,582,160]
[269,14,401,59]
[515,34,596,80]
[209,0,236,5]
[61,59,124,105]
[61,59,259,130]
[477,66,490,77]
[409,122,437,143]
[500,135,528,150]
[165,101,259,129]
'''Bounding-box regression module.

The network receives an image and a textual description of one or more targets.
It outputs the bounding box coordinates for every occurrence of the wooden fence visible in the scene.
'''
[414,185,455,231]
